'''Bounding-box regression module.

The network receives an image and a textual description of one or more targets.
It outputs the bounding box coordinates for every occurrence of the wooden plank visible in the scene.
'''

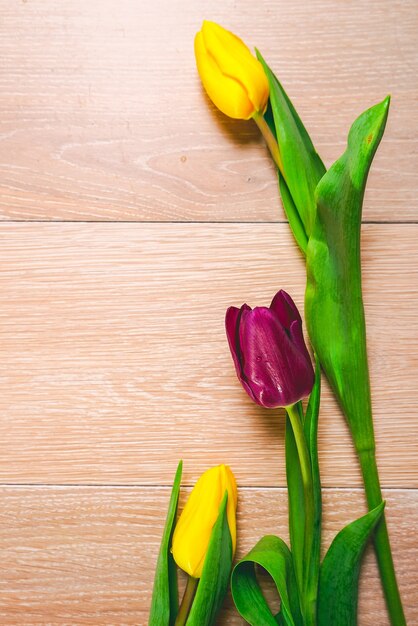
[0,486,415,625]
[0,0,416,221]
[0,223,416,486]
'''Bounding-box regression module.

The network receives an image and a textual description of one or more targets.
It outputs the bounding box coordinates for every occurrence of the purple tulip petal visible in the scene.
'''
[225,306,242,375]
[239,307,298,407]
[270,290,301,331]
[289,319,312,362]
[225,304,256,403]
[225,292,314,408]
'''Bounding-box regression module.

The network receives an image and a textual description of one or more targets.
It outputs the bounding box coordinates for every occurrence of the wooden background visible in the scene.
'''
[0,1,417,624]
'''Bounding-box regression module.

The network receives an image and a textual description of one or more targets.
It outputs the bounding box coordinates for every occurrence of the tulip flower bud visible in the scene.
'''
[226,290,314,408]
[172,464,237,579]
[194,21,269,120]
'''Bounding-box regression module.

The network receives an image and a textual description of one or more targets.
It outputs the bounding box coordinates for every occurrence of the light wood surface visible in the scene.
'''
[0,224,417,488]
[0,0,417,624]
[0,0,417,221]
[0,487,416,625]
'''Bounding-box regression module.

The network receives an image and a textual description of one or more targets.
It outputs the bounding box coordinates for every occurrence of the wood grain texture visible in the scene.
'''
[1,2,416,622]
[0,486,416,625]
[0,223,416,487]
[0,0,416,221]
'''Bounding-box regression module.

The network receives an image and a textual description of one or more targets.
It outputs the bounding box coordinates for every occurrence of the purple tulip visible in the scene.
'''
[225,290,314,408]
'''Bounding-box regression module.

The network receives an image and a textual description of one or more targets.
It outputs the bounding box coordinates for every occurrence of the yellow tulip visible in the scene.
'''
[194,21,269,120]
[172,464,237,578]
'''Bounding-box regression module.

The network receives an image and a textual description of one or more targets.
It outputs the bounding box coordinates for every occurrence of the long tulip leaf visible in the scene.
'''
[303,357,322,617]
[279,174,309,254]
[257,52,326,238]
[186,492,232,626]
[285,410,305,603]
[318,502,385,626]
[231,535,303,626]
[285,360,321,623]
[304,99,409,624]
[148,461,182,626]
[258,65,404,623]
[262,96,311,254]
[305,96,390,454]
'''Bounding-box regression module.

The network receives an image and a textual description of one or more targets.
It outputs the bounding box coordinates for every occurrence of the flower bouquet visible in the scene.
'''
[148,20,407,626]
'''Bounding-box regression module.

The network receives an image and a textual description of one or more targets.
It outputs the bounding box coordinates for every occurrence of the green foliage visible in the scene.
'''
[302,358,322,619]
[257,52,326,244]
[186,492,233,626]
[285,408,305,604]
[148,461,182,626]
[285,361,321,625]
[318,503,385,626]
[231,535,303,626]
[262,80,404,623]
[305,97,390,454]
[278,174,309,254]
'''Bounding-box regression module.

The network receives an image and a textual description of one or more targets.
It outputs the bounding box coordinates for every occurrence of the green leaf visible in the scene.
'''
[304,99,410,624]
[275,613,286,626]
[279,174,309,254]
[303,355,322,614]
[186,492,233,626]
[305,97,390,454]
[263,100,309,254]
[257,51,326,239]
[231,535,303,626]
[318,502,385,626]
[285,363,321,624]
[285,405,304,601]
[263,78,404,623]
[148,461,182,626]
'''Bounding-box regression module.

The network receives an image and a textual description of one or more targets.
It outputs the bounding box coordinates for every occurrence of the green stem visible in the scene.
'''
[359,448,406,626]
[253,112,285,176]
[286,404,316,626]
[174,575,198,626]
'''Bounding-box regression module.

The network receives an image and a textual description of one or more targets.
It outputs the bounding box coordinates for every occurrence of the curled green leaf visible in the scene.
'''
[231,535,303,626]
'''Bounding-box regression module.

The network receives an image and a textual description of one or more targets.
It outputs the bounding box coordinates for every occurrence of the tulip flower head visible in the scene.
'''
[194,21,269,120]
[172,464,237,579]
[226,290,314,408]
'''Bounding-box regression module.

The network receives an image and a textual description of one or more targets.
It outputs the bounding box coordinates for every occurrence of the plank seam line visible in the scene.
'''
[0,220,417,225]
[0,483,415,492]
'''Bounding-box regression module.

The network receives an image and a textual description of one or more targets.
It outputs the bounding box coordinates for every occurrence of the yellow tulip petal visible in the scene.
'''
[195,31,255,119]
[201,21,269,114]
[194,20,269,120]
[173,469,221,575]
[172,464,237,578]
